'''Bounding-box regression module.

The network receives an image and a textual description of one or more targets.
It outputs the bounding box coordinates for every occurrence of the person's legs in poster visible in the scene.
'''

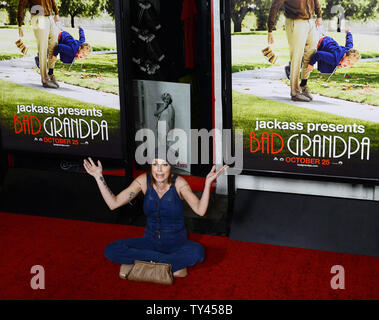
[31,15,56,88]
[47,18,61,88]
[300,21,318,101]
[285,18,311,102]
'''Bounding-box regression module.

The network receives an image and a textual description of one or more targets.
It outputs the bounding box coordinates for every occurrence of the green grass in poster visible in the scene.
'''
[0,26,116,59]
[0,79,120,140]
[54,53,119,95]
[232,90,379,156]
[307,61,379,106]
[232,30,379,72]
[0,53,23,60]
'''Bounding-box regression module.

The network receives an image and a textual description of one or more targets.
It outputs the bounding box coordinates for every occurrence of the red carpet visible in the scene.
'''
[0,212,378,300]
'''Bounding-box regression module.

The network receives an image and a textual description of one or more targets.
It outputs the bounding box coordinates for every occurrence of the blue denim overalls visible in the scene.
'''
[104,173,205,272]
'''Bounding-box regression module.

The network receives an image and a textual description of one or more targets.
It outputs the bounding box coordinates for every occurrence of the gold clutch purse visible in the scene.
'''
[127,260,174,285]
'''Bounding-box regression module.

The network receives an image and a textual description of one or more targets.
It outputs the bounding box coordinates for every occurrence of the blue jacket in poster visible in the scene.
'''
[309,32,354,74]
[53,28,86,64]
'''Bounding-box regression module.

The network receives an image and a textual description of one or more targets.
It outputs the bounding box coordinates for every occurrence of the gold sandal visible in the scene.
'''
[173,268,188,278]
[119,264,134,279]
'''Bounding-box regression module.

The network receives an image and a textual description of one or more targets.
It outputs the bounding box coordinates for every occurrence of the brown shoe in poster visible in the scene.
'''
[291,93,311,102]
[42,80,59,89]
[301,85,313,101]
[49,75,60,88]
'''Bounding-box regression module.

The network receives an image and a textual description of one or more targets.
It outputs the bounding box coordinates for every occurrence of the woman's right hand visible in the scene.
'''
[83,157,103,178]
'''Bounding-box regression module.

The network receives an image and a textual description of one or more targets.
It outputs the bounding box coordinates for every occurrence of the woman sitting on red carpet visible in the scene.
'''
[83,151,228,280]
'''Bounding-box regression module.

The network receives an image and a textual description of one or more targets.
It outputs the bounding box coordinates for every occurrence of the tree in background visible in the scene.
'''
[231,0,253,33]
[1,0,18,25]
[0,0,114,27]
[231,0,285,32]
[251,0,274,30]
[59,0,106,28]
[102,0,115,19]
[323,0,378,30]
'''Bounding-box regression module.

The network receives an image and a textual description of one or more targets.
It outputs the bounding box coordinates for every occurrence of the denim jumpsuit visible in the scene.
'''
[104,173,205,273]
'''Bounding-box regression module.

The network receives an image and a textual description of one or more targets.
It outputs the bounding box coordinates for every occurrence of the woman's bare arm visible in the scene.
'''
[177,178,210,217]
[97,176,142,211]
[177,165,228,217]
[83,157,144,211]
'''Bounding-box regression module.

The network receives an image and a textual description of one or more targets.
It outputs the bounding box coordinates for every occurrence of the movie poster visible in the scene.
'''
[0,0,123,159]
[133,80,191,173]
[231,1,379,180]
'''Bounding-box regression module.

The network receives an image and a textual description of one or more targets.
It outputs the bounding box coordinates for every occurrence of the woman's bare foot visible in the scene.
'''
[173,268,188,278]
[119,264,133,279]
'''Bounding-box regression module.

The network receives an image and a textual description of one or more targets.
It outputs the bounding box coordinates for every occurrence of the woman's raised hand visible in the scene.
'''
[83,157,103,178]
[205,165,229,186]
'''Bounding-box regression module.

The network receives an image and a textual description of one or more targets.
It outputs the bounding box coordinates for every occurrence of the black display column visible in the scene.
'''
[128,0,214,178]
[0,130,8,189]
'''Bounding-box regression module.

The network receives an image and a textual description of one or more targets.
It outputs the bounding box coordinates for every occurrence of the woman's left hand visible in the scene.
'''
[83,157,103,178]
[205,165,229,186]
